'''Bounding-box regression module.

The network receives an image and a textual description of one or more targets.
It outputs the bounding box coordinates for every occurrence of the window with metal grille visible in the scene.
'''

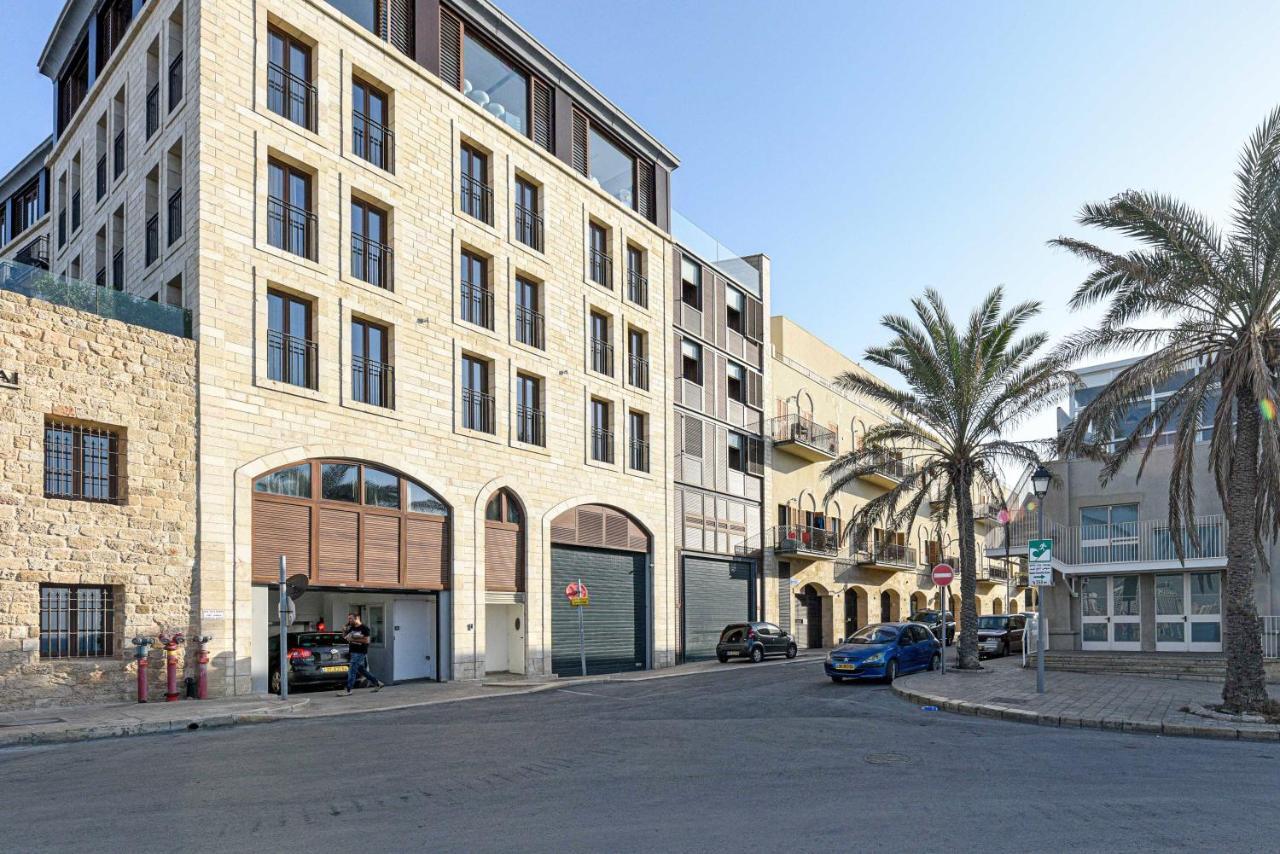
[352,78,393,171]
[268,159,315,260]
[267,28,316,131]
[40,585,116,658]
[44,420,124,503]
[267,289,317,389]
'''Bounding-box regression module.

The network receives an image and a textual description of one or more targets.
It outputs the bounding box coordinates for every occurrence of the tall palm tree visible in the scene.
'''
[823,289,1070,669]
[1050,108,1280,713]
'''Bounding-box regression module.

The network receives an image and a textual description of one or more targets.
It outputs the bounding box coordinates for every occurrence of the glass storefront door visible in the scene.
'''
[1080,575,1141,650]
[1155,572,1222,652]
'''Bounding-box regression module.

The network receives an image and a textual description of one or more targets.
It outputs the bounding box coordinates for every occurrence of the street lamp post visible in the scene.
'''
[1031,465,1052,694]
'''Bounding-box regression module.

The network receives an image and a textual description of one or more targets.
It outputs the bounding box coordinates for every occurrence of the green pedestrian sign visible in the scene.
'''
[1028,538,1053,586]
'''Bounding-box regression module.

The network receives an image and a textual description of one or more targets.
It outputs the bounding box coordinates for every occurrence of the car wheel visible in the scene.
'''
[883,659,898,684]
[1001,639,1010,658]
[830,675,844,683]
[750,645,765,663]
[785,643,798,659]
[716,652,729,663]
[929,652,941,672]
[269,669,281,695]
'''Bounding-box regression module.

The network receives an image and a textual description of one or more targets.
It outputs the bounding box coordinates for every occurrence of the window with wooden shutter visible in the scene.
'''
[532,78,553,152]
[571,108,589,176]
[683,415,703,458]
[747,370,762,409]
[439,5,463,90]
[636,159,655,222]
[746,297,764,342]
[747,436,764,476]
[386,0,415,57]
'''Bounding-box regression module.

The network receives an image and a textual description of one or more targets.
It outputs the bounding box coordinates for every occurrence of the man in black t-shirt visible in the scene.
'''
[341,613,384,695]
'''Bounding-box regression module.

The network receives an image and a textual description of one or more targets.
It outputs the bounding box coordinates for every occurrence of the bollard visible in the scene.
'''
[195,635,212,699]
[158,631,185,702]
[131,636,154,703]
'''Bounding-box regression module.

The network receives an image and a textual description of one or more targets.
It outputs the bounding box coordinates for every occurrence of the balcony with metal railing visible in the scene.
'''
[71,191,81,233]
[353,109,393,172]
[168,189,183,245]
[146,83,160,138]
[96,155,107,201]
[984,514,1227,570]
[111,249,124,291]
[768,413,838,461]
[514,203,543,251]
[169,53,184,111]
[591,428,614,464]
[859,452,916,488]
[460,172,492,225]
[771,524,841,560]
[267,62,317,131]
[463,388,495,434]
[855,541,918,571]
[145,213,159,266]
[517,404,545,446]
[351,355,394,409]
[351,233,392,290]
[113,130,125,179]
[589,248,612,288]
[630,438,650,472]
[15,235,50,270]
[627,267,648,307]
[461,281,494,330]
[515,304,544,349]
[267,329,318,389]
[590,338,614,377]
[267,197,316,260]
[628,353,649,390]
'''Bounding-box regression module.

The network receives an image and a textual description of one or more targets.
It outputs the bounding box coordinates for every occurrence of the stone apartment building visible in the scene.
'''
[763,316,1010,649]
[19,0,686,703]
[0,138,53,270]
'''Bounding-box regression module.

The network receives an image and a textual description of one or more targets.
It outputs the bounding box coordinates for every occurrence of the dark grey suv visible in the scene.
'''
[716,622,798,663]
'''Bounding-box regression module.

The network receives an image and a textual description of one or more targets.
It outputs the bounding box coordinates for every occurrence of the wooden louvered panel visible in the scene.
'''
[387,0,415,57]
[683,415,703,458]
[252,501,311,583]
[715,353,728,422]
[439,5,463,90]
[532,78,553,152]
[636,159,654,222]
[362,514,401,584]
[605,514,630,549]
[550,524,576,544]
[406,516,448,588]
[578,508,605,544]
[746,297,764,342]
[318,509,359,583]
[485,524,521,591]
[571,108,588,176]
[706,421,718,491]
[550,505,647,553]
[748,370,762,409]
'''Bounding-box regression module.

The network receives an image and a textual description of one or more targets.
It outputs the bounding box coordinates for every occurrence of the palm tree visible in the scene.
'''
[823,288,1070,669]
[1049,108,1280,713]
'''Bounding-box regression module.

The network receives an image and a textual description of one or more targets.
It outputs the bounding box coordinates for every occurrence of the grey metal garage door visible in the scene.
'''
[682,556,755,661]
[551,545,648,676]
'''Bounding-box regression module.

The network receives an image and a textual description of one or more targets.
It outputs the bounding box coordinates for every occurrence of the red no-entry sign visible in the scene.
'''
[931,563,955,586]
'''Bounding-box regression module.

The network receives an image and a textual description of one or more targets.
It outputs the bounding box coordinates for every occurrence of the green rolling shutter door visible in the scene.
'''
[551,545,647,676]
[682,556,755,661]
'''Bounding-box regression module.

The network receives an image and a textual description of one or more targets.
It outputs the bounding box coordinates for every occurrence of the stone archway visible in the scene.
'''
[992,597,1004,615]
[795,581,831,649]
[879,588,902,622]
[910,591,928,616]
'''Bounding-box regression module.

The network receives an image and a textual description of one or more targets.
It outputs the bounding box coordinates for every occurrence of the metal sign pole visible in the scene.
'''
[278,555,288,700]
[1036,505,1046,694]
[577,578,587,677]
[938,584,946,675]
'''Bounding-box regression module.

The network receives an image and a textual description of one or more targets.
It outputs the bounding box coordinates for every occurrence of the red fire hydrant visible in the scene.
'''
[195,635,212,700]
[131,636,153,703]
[158,631,185,702]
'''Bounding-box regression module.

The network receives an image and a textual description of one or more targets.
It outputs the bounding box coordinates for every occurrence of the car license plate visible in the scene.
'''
[322,665,347,673]
[835,663,857,671]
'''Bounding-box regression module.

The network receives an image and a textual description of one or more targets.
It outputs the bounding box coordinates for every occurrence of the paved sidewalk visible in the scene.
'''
[0,651,821,749]
[892,653,1280,741]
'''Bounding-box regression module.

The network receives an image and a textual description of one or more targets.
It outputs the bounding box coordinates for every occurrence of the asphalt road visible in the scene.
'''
[2,660,1278,853]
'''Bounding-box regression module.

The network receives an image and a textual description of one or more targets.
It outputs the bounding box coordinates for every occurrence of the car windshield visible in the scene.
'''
[848,625,899,644]
[977,617,1008,630]
[294,633,347,648]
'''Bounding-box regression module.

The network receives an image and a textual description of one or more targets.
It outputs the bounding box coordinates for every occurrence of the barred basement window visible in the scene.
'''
[44,420,124,503]
[40,585,116,658]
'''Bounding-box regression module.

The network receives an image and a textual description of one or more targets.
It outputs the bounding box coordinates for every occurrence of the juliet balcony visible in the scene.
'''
[769,414,838,462]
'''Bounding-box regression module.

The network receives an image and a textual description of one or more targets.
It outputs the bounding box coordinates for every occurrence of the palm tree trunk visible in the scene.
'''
[954,470,980,669]
[1222,386,1270,712]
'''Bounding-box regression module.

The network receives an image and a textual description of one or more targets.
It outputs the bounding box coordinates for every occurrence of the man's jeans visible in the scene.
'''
[346,652,379,691]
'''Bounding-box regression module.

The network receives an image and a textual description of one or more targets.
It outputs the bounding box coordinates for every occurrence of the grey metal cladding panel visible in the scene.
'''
[682,556,754,661]
[777,561,792,632]
[551,545,647,676]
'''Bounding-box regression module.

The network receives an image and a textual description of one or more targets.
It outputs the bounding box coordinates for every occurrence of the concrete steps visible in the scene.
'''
[1038,651,1226,682]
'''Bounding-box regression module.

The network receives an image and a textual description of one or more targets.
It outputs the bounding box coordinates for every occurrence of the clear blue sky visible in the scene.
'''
[5,1,1278,438]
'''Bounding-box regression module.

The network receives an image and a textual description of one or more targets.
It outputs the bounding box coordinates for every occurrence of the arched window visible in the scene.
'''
[485,488,525,592]
[993,598,1004,615]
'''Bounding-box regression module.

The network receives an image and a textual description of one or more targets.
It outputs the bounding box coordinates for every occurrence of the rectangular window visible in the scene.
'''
[591,399,613,463]
[352,78,392,171]
[1080,503,1140,562]
[590,311,613,376]
[44,420,123,503]
[516,372,544,446]
[58,39,90,135]
[462,355,493,433]
[13,178,41,235]
[626,245,647,307]
[681,339,703,385]
[588,125,635,210]
[96,0,132,72]
[40,585,116,659]
[460,249,492,329]
[459,144,491,224]
[351,199,392,289]
[589,222,611,287]
[351,318,393,408]
[267,159,315,259]
[726,287,744,334]
[267,289,316,389]
[681,255,702,310]
[629,411,649,472]
[728,432,747,473]
[628,328,649,391]
[267,28,315,131]
[514,177,542,250]
[515,276,543,349]
[727,361,746,403]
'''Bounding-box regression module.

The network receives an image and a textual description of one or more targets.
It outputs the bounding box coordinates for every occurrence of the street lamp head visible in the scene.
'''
[1031,465,1052,498]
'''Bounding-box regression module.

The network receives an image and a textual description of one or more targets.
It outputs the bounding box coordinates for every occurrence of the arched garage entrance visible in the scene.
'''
[796,584,826,648]
[550,504,651,676]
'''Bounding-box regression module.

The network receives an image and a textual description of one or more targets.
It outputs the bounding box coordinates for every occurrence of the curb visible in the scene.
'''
[891,683,1280,742]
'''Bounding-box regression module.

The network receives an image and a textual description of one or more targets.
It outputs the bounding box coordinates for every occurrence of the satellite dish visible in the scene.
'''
[285,573,309,601]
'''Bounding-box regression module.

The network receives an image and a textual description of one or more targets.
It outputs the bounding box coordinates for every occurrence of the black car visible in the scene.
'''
[267,631,352,693]
[978,614,1026,658]
[716,622,798,663]
[910,610,956,645]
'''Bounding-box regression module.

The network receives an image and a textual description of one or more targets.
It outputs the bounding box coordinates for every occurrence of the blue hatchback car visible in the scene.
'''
[825,622,942,683]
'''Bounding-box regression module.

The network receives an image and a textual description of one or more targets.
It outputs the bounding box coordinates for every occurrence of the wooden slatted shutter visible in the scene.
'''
[571,108,589,176]
[406,516,448,587]
[387,0,415,57]
[636,159,654,222]
[252,501,311,583]
[746,297,764,342]
[747,437,764,476]
[362,514,401,584]
[747,370,762,409]
[439,5,463,90]
[318,508,359,583]
[485,525,520,591]
[532,78,553,153]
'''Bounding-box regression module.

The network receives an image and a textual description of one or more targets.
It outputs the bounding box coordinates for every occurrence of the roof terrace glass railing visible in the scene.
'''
[672,210,760,297]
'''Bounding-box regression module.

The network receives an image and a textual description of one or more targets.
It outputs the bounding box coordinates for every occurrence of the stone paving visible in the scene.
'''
[893,653,1280,741]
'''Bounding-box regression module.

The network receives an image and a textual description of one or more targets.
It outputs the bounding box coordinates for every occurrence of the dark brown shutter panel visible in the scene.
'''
[317,508,359,584]
[571,108,589,176]
[362,514,401,584]
[439,6,463,90]
[637,159,654,221]
[406,516,448,588]
[387,0,415,57]
[747,437,764,476]
[485,524,520,591]
[252,500,311,583]
[532,78,553,152]
[747,298,764,342]
[748,370,762,408]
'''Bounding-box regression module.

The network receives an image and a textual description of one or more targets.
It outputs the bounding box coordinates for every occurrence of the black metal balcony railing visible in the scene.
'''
[591,428,614,464]
[15,235,50,270]
[113,131,125,179]
[517,404,545,447]
[71,190,81,233]
[145,213,159,266]
[266,328,318,390]
[351,233,392,290]
[591,338,614,376]
[111,248,124,291]
[460,172,492,225]
[58,211,66,247]
[95,267,106,288]
[267,62,317,131]
[768,413,838,456]
[351,355,394,409]
[515,304,544,349]
[514,203,543,251]
[96,155,107,201]
[629,438,650,472]
[771,524,840,557]
[146,83,160,138]
[589,248,612,287]
[462,387,495,434]
[858,542,918,569]
[867,452,916,482]
[628,353,649,390]
[167,188,182,245]
[627,268,648,307]
[353,109,394,172]
[168,52,184,112]
[460,281,494,330]
[266,197,316,260]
